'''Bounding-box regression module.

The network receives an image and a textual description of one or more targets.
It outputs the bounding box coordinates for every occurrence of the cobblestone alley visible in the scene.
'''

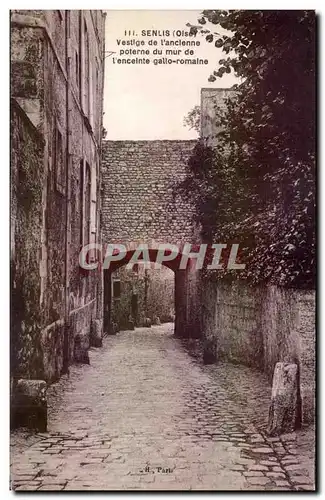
[10,323,315,491]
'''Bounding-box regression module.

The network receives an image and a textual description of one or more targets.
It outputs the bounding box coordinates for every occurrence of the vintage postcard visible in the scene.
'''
[10,9,316,491]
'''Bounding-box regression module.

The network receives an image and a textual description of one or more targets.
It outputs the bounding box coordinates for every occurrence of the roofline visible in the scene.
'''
[201,87,235,92]
[102,139,198,143]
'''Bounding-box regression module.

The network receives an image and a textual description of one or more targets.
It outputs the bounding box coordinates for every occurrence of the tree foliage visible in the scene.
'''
[182,10,316,288]
[183,105,201,133]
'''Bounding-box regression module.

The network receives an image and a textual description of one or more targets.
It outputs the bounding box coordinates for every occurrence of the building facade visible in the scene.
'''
[11,10,106,386]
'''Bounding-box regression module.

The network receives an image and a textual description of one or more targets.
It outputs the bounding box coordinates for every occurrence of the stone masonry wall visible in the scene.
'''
[101,140,198,247]
[201,87,235,147]
[201,280,263,368]
[261,286,315,425]
[11,99,45,380]
[147,266,175,323]
[201,279,315,424]
[11,10,105,382]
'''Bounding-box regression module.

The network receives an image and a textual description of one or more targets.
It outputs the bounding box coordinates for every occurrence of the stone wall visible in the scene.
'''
[200,88,235,146]
[147,265,175,323]
[261,287,315,425]
[201,279,315,423]
[101,140,197,247]
[202,280,263,368]
[11,99,45,380]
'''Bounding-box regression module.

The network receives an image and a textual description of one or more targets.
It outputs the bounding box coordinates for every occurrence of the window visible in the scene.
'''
[78,11,82,99]
[84,163,91,247]
[95,65,98,124]
[96,11,102,34]
[75,51,80,88]
[79,160,84,247]
[53,124,65,194]
[83,20,90,116]
[79,159,97,265]
[67,11,70,38]
[112,279,121,299]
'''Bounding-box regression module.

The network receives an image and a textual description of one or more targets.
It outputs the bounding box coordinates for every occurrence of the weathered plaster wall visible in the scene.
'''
[201,279,315,423]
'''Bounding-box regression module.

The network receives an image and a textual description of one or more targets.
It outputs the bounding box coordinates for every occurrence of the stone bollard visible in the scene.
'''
[11,379,47,432]
[267,362,299,436]
[143,317,152,328]
[152,316,161,325]
[74,334,90,364]
[203,338,216,364]
[108,322,119,335]
[127,320,135,330]
[90,319,103,348]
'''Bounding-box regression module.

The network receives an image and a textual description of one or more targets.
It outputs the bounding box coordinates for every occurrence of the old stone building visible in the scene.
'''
[10,10,106,395]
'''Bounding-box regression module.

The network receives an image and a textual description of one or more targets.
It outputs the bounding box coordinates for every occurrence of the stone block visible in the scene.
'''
[11,379,47,432]
[143,317,152,328]
[108,322,119,335]
[73,334,90,364]
[267,362,299,436]
[203,338,217,364]
[90,319,103,348]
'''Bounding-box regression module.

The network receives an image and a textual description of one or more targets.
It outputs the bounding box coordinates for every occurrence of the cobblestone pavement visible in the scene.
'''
[10,323,315,491]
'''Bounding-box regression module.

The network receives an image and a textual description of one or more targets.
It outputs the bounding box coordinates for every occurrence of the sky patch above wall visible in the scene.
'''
[103,10,238,140]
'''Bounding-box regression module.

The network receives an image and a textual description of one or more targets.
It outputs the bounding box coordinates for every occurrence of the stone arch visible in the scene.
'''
[103,243,201,339]
[101,140,202,340]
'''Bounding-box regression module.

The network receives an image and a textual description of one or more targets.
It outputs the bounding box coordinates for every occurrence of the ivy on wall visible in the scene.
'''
[181,10,316,289]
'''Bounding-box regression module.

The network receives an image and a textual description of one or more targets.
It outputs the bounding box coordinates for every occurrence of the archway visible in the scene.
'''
[103,247,201,339]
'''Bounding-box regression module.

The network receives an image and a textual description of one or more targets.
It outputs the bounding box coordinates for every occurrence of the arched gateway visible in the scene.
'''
[101,140,201,338]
